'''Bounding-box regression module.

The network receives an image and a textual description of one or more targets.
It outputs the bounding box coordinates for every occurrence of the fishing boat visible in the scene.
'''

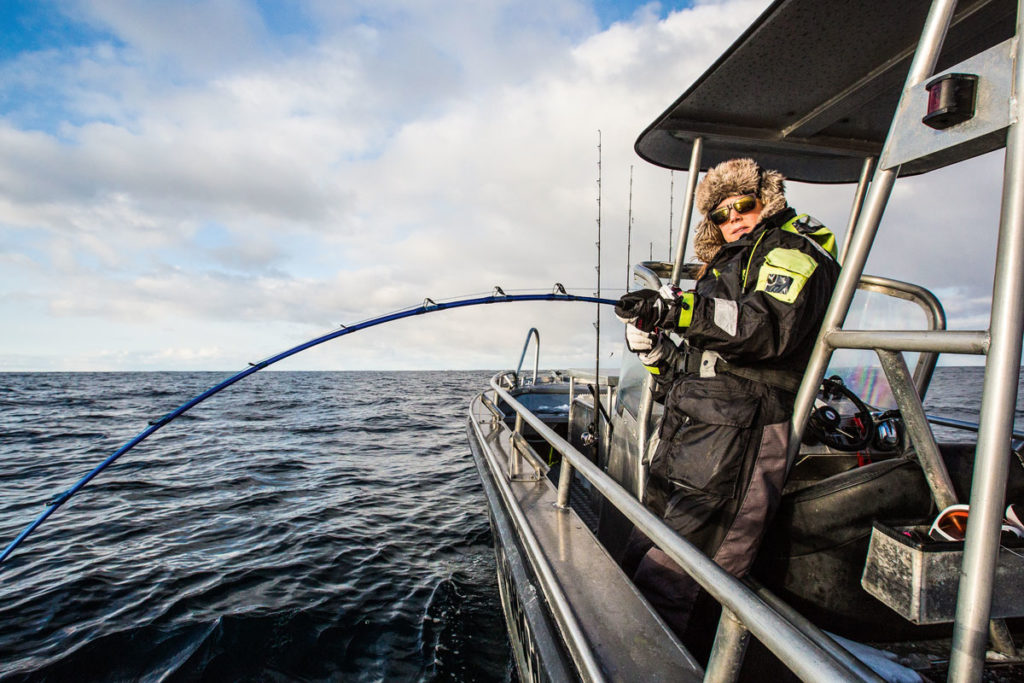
[466,0,1024,680]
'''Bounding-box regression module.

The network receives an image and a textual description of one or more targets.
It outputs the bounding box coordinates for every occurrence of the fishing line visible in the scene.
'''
[1,290,618,565]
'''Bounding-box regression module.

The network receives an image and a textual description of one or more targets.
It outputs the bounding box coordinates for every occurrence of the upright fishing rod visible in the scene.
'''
[626,165,634,291]
[0,289,618,566]
[668,169,675,260]
[595,131,603,391]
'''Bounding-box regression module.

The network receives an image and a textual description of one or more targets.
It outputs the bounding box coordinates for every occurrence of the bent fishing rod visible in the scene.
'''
[1,287,618,565]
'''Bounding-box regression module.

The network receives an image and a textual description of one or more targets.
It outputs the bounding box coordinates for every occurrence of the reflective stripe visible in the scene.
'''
[700,349,721,378]
[677,291,695,328]
[713,298,738,336]
[755,247,817,304]
[742,230,770,289]
[645,365,660,375]
[782,214,838,259]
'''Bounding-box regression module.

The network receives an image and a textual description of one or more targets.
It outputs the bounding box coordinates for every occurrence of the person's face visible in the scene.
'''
[712,194,764,243]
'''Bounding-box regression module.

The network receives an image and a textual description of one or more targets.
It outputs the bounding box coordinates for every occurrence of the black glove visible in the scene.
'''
[614,289,678,332]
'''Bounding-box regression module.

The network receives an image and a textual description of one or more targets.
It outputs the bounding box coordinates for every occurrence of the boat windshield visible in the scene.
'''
[826,287,931,409]
[618,343,655,420]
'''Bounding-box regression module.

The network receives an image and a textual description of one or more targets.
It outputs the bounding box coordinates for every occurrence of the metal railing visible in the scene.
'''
[471,391,606,682]
[485,374,882,683]
[789,5,1024,671]
[926,414,1024,443]
[513,328,540,388]
[480,392,549,481]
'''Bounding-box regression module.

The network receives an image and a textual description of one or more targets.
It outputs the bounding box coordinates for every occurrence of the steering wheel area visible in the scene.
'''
[806,375,875,452]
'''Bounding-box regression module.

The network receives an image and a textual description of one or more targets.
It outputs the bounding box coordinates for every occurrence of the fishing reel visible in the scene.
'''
[805,376,875,452]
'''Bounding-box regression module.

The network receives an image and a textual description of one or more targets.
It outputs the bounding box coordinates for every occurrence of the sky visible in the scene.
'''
[0,0,1006,372]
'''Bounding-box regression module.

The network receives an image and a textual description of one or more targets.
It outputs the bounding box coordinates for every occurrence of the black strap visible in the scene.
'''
[682,345,802,394]
[681,345,704,374]
[717,358,803,394]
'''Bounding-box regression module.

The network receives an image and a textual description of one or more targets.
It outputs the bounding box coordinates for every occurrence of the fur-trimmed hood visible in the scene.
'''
[692,158,787,263]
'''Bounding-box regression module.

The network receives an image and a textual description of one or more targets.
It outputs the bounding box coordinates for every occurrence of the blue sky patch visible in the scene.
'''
[0,1,121,60]
[593,0,691,27]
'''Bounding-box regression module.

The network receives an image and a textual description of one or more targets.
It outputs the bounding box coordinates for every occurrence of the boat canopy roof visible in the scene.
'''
[635,0,1017,183]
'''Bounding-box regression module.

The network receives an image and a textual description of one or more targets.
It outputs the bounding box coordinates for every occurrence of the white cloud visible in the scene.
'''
[74,0,279,72]
[0,0,1007,371]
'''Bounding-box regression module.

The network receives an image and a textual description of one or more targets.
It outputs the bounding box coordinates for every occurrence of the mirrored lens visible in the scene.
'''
[710,207,731,225]
[933,509,969,540]
[709,196,758,225]
[733,196,757,214]
[939,510,968,534]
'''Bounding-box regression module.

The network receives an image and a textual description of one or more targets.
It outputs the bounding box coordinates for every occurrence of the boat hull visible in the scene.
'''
[468,419,576,682]
[466,388,703,682]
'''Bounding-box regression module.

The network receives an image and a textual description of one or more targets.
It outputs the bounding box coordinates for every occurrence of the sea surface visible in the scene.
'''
[1,367,1022,681]
[0,371,510,681]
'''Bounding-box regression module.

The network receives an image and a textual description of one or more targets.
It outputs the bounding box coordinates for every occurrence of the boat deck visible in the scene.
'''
[468,394,703,681]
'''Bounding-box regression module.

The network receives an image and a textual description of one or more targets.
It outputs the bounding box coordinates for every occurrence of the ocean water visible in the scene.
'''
[1,367,1022,681]
[0,371,511,681]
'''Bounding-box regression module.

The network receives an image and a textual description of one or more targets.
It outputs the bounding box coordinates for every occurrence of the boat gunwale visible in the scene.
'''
[476,376,883,682]
[467,391,704,681]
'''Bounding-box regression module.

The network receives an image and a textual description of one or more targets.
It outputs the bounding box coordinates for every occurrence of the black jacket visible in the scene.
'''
[646,208,839,510]
[681,208,839,375]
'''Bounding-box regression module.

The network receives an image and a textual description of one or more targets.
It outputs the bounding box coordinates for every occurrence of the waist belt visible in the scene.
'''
[681,346,803,394]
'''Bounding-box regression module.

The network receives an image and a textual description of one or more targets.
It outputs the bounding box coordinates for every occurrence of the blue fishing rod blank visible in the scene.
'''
[1,291,618,565]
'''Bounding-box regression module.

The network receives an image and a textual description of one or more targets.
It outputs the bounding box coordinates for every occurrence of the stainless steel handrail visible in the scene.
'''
[824,329,985,353]
[632,263,664,291]
[856,274,947,398]
[488,374,881,683]
[839,157,875,265]
[469,401,606,683]
[878,350,958,509]
[927,414,1024,442]
[495,370,517,390]
[670,137,703,285]
[480,393,503,422]
[743,576,880,678]
[510,430,549,480]
[514,328,540,388]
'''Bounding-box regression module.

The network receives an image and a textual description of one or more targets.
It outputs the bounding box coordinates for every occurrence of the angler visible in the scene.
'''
[615,157,840,641]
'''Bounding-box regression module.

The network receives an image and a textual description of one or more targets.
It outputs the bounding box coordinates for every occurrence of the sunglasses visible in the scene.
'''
[929,504,969,541]
[709,195,759,225]
[928,503,1024,542]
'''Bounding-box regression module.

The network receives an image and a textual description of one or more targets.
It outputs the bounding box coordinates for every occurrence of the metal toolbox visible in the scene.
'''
[861,522,1024,625]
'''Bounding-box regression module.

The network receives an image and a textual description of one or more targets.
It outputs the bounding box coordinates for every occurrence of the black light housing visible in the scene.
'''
[923,73,978,130]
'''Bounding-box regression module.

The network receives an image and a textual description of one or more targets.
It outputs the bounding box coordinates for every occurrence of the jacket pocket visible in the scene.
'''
[755,247,818,304]
[653,378,761,498]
